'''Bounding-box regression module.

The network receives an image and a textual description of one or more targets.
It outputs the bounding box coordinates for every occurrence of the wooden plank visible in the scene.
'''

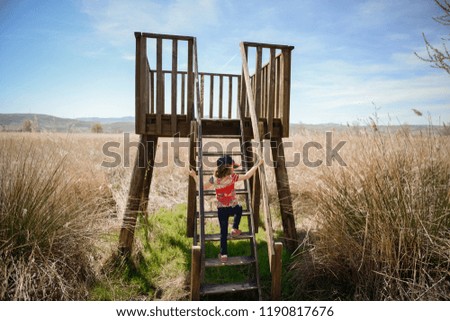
[268,48,276,134]
[237,76,242,118]
[142,32,194,41]
[228,76,233,119]
[280,49,292,137]
[171,40,178,133]
[140,136,158,213]
[209,75,214,118]
[156,38,163,135]
[242,41,295,50]
[181,73,185,114]
[118,134,150,255]
[275,55,280,118]
[201,282,258,295]
[190,245,201,300]
[271,242,283,300]
[254,47,262,119]
[150,71,155,114]
[187,40,194,121]
[187,121,197,237]
[135,34,147,134]
[205,256,255,267]
[262,65,267,119]
[219,75,223,119]
[200,74,204,118]
[271,137,297,252]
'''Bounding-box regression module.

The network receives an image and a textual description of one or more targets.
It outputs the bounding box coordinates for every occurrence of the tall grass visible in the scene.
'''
[0,134,110,300]
[290,128,450,300]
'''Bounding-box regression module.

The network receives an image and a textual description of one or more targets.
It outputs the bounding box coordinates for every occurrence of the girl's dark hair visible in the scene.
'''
[215,164,232,179]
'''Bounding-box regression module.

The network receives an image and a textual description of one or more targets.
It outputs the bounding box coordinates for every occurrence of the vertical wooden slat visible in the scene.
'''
[239,46,248,121]
[135,33,147,134]
[209,75,214,118]
[237,75,242,118]
[171,40,178,133]
[200,74,204,118]
[150,71,155,114]
[156,38,163,135]
[228,76,233,119]
[280,49,291,137]
[268,48,276,134]
[254,46,263,120]
[181,73,185,115]
[187,40,194,121]
[219,75,223,119]
[275,55,280,119]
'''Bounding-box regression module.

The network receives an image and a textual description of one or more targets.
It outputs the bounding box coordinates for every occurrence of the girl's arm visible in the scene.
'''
[238,159,264,181]
[189,170,213,190]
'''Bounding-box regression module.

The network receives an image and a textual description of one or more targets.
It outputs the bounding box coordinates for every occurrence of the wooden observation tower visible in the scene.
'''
[118,32,296,300]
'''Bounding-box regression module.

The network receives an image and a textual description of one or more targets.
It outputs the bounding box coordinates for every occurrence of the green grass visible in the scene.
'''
[90,203,295,300]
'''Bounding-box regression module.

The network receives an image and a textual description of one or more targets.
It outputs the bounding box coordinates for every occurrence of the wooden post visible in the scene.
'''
[135,33,147,134]
[228,76,233,119]
[140,136,158,214]
[119,134,151,255]
[254,47,262,120]
[271,137,297,252]
[187,121,198,237]
[190,245,201,300]
[219,75,223,119]
[181,73,186,115]
[271,242,283,300]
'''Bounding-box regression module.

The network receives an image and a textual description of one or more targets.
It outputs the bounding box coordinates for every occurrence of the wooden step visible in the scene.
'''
[199,210,252,218]
[201,151,243,157]
[202,134,242,139]
[201,169,247,175]
[205,232,253,241]
[201,281,258,295]
[201,189,248,196]
[205,255,255,268]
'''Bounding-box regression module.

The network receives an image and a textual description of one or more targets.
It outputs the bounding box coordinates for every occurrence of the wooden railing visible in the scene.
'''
[240,42,294,137]
[135,33,293,138]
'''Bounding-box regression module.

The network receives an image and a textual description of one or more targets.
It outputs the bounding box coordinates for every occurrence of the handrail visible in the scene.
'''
[239,43,276,268]
[192,38,206,279]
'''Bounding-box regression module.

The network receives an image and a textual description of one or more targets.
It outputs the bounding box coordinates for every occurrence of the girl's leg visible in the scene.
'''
[232,205,243,230]
[217,207,229,255]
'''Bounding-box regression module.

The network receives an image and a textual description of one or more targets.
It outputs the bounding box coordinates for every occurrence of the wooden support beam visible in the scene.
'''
[140,136,158,214]
[271,137,297,252]
[118,134,151,255]
[190,245,201,300]
[254,47,262,120]
[271,242,283,300]
[181,73,185,115]
[219,75,223,119]
[150,71,155,114]
[280,49,292,137]
[187,121,198,237]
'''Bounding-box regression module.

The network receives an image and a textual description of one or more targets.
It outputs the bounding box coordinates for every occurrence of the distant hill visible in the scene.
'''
[0,113,135,133]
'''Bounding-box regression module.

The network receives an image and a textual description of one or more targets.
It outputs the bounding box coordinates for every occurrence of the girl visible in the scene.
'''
[189,155,263,262]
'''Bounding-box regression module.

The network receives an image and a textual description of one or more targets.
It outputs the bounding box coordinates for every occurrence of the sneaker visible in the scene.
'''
[230,229,242,237]
[218,254,228,263]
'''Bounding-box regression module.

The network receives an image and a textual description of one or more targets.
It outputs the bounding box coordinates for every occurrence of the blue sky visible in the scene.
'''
[0,0,449,125]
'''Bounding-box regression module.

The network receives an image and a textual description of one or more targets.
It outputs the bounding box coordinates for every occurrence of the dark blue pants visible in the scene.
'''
[217,205,243,255]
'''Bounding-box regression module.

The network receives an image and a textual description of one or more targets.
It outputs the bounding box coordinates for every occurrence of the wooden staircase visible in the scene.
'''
[190,121,262,299]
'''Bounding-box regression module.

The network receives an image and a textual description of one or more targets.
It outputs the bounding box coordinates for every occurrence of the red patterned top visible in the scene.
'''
[209,174,240,208]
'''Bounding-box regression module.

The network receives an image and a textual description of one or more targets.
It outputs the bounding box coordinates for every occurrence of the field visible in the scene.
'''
[0,126,449,300]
